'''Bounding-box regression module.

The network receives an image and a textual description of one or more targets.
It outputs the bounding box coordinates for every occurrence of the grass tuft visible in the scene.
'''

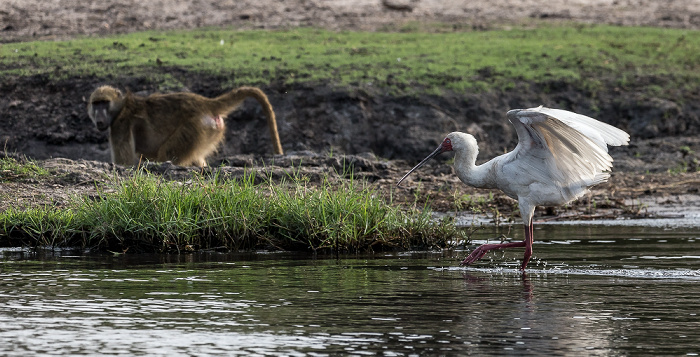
[0,155,50,182]
[0,168,466,253]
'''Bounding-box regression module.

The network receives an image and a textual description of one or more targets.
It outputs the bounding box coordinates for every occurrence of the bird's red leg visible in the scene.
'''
[460,222,535,269]
[520,223,534,270]
[460,240,526,266]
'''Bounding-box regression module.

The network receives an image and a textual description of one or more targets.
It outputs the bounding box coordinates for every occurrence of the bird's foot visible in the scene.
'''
[459,245,490,266]
[460,241,528,267]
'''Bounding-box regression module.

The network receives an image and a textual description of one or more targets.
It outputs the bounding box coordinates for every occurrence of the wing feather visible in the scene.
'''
[506,107,629,201]
[533,107,630,149]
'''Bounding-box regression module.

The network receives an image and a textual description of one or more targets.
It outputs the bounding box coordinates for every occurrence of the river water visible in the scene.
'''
[1,222,699,356]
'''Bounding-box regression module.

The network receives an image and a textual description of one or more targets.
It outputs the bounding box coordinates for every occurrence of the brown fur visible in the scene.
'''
[87,85,283,167]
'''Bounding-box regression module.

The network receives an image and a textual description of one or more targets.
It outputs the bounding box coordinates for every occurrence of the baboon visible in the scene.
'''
[87,85,283,167]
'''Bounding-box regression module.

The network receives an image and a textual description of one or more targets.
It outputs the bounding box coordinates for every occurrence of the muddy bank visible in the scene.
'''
[2,74,700,167]
[1,73,699,221]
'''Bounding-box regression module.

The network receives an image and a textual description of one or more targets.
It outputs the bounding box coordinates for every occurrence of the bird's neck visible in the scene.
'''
[453,148,496,189]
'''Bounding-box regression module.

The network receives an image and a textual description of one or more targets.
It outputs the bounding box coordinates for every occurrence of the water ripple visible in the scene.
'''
[436,266,700,280]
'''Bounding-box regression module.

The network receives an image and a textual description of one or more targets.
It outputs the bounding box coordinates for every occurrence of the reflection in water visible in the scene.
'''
[521,272,533,302]
[460,270,621,355]
[0,225,699,356]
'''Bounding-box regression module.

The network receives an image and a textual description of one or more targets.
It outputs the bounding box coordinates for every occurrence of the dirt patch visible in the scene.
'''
[3,0,700,43]
[1,0,700,219]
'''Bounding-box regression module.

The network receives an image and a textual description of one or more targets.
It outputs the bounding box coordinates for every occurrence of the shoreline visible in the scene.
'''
[3,153,699,220]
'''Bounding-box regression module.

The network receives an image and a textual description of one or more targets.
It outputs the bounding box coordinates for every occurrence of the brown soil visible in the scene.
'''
[1,0,700,220]
[3,0,700,42]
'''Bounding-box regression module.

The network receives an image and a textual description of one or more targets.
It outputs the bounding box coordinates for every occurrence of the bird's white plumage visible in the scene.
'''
[493,107,629,205]
[445,106,629,214]
[532,107,630,148]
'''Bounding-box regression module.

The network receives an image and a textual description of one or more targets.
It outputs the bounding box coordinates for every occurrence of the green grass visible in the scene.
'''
[0,168,465,253]
[0,155,50,182]
[2,25,699,95]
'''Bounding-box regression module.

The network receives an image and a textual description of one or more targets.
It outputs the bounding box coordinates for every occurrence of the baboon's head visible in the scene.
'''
[87,85,124,131]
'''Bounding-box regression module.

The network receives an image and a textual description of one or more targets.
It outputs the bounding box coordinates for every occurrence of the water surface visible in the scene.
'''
[1,224,699,356]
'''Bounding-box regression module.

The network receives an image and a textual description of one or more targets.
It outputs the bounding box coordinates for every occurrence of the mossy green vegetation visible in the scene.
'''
[2,25,699,95]
[0,167,465,253]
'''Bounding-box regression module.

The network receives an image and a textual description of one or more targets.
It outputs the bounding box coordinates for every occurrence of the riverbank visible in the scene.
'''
[1,1,699,251]
[2,152,698,241]
[1,153,471,252]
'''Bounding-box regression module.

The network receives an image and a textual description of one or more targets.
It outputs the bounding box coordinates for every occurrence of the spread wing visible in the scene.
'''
[505,106,630,199]
[533,107,630,149]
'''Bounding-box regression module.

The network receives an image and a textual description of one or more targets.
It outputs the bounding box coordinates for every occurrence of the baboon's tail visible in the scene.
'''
[216,87,283,155]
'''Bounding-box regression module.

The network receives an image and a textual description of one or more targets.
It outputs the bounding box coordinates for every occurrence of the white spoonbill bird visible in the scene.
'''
[397,106,630,270]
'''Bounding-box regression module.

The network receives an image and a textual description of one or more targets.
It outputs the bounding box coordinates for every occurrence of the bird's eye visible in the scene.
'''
[445,139,451,144]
